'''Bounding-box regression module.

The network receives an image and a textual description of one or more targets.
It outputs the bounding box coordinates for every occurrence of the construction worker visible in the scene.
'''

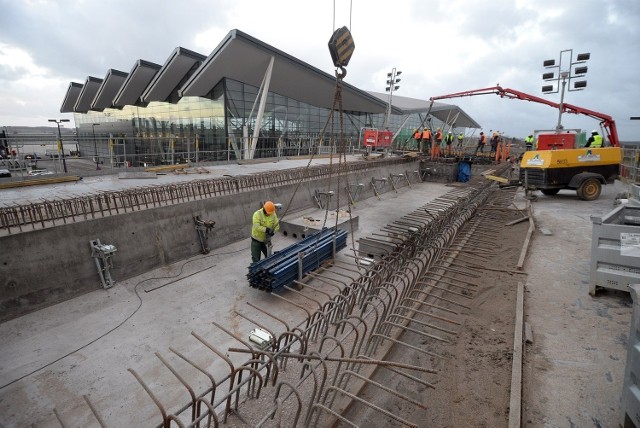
[413,128,422,150]
[435,128,443,147]
[445,132,454,156]
[474,132,486,155]
[251,201,280,263]
[524,134,534,151]
[501,137,510,162]
[432,128,443,160]
[457,132,464,149]
[585,130,603,148]
[490,131,499,156]
[422,127,432,155]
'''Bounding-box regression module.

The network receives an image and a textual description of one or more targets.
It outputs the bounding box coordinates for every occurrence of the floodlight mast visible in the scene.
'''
[542,49,590,130]
[48,119,70,172]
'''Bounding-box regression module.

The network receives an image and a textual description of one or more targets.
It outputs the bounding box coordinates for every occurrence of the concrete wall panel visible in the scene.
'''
[0,160,424,321]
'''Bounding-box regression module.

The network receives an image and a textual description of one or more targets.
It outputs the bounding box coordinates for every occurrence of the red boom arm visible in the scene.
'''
[429,85,619,147]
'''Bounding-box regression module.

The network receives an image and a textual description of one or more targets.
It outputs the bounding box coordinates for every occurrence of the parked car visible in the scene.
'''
[0,168,11,178]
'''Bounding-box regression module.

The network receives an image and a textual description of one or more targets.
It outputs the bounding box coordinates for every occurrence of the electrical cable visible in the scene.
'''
[0,246,246,391]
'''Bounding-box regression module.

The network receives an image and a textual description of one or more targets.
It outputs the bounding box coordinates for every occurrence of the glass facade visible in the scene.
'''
[73,78,444,167]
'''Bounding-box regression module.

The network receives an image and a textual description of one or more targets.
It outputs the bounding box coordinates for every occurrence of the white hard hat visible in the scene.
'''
[592,130,598,133]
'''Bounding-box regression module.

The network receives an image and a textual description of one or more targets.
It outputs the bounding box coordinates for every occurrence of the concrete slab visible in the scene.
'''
[0,177,452,427]
[520,183,632,427]
[279,207,358,240]
[0,155,366,206]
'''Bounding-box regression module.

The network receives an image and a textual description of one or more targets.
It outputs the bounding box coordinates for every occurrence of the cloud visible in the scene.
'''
[0,0,638,140]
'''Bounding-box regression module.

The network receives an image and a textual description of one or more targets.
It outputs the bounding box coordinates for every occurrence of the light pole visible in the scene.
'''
[383,67,401,129]
[48,119,70,173]
[92,123,101,170]
[542,49,590,131]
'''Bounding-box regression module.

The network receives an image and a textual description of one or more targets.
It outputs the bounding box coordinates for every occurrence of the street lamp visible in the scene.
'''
[383,67,401,129]
[542,49,590,130]
[92,123,101,170]
[48,118,70,173]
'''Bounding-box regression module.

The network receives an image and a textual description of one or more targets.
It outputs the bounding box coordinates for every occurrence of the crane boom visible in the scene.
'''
[429,85,619,146]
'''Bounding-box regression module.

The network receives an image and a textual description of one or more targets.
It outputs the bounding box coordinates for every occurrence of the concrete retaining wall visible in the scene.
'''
[0,160,422,321]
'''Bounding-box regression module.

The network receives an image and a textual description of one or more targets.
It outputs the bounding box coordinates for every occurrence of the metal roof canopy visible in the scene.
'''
[74,77,103,113]
[60,82,83,113]
[367,91,481,129]
[112,60,161,108]
[180,29,401,115]
[91,69,129,111]
[141,47,206,104]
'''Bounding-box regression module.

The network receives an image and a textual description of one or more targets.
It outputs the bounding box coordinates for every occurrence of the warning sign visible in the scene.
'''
[621,232,640,257]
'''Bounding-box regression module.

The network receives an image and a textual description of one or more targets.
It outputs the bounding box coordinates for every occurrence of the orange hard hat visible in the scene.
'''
[264,201,276,215]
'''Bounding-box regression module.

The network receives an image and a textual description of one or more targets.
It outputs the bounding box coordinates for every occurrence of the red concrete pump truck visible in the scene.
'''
[427,85,621,200]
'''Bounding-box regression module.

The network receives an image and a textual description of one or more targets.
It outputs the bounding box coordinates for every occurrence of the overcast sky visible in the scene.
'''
[1,0,639,141]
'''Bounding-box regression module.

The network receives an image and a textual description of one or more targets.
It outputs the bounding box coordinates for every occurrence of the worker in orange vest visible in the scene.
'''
[432,128,443,160]
[422,127,432,155]
[413,128,422,150]
[495,133,502,162]
[502,136,510,161]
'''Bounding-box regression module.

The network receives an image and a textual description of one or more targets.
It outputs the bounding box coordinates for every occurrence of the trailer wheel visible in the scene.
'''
[577,178,601,201]
[540,188,560,196]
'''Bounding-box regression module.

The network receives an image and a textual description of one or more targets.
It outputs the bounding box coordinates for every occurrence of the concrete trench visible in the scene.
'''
[0,156,508,427]
[0,158,445,322]
[118,166,509,427]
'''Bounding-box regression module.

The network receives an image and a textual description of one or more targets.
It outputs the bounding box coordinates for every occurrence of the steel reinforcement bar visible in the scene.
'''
[0,157,413,234]
[105,171,511,428]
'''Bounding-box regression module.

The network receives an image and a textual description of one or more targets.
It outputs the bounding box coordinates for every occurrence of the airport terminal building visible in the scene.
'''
[60,29,479,167]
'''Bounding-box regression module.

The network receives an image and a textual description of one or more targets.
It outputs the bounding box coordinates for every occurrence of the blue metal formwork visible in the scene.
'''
[247,228,348,292]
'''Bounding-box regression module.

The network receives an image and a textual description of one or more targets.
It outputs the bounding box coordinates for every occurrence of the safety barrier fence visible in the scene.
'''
[0,157,413,234]
[620,144,640,185]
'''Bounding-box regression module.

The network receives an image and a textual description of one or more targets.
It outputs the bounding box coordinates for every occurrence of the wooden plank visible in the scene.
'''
[525,322,534,344]
[508,281,525,428]
[143,164,189,172]
[517,201,535,270]
[506,216,529,226]
[485,174,509,183]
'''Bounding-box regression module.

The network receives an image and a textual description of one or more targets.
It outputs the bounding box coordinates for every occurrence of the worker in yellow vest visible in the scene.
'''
[585,130,603,148]
[524,134,534,151]
[445,132,454,156]
[251,201,280,263]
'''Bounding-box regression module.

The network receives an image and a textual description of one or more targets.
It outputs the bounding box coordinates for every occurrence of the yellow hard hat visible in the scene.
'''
[264,201,276,215]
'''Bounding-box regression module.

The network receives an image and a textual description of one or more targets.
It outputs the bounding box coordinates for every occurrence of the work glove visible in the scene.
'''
[265,227,274,236]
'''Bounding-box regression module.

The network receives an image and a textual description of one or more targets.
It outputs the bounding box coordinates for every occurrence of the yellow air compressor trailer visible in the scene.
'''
[520,147,621,200]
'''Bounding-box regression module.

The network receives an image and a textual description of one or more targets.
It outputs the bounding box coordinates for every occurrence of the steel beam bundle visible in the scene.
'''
[247,228,348,292]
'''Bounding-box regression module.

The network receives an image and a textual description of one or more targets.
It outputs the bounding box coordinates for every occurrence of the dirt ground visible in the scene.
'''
[338,191,531,427]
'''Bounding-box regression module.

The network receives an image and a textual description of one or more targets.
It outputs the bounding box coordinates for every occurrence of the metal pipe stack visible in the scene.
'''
[247,228,348,292]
